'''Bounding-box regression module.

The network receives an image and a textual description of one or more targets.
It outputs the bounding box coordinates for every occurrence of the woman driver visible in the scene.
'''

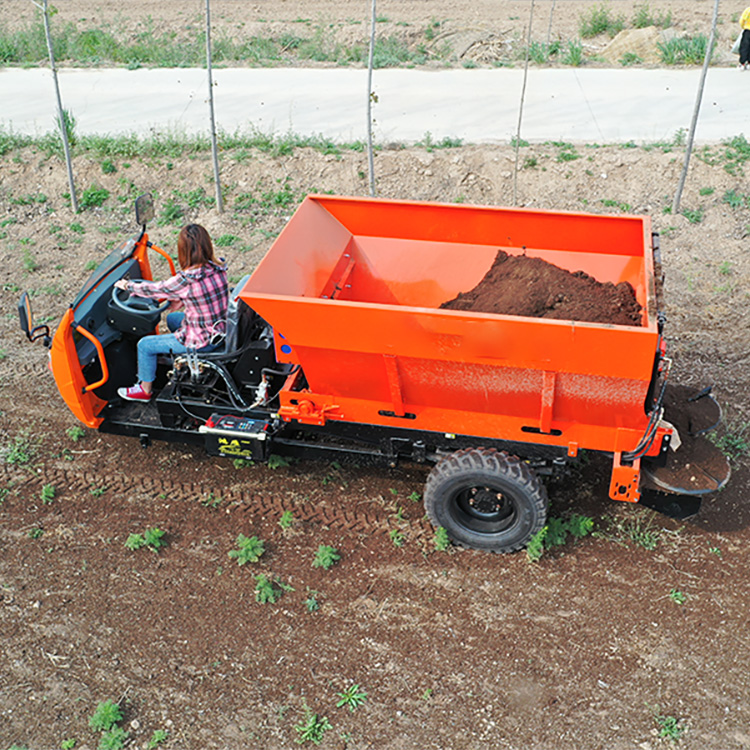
[114,223,228,402]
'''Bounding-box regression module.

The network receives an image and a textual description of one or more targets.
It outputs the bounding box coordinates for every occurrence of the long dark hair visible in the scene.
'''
[177,224,216,269]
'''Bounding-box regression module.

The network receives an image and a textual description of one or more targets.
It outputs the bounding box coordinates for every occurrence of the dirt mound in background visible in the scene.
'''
[440,250,643,326]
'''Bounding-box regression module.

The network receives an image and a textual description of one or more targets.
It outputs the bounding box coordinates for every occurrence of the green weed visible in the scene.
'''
[41,484,56,504]
[254,573,293,604]
[229,534,266,565]
[601,511,660,549]
[632,4,672,29]
[336,683,367,712]
[201,492,222,509]
[527,514,594,561]
[579,5,625,37]
[305,589,320,613]
[710,421,750,460]
[312,544,340,570]
[28,527,44,539]
[89,700,123,731]
[61,739,77,750]
[654,710,686,742]
[215,233,241,247]
[434,526,451,551]
[69,222,86,234]
[681,207,704,224]
[562,39,585,66]
[157,198,184,226]
[619,51,643,66]
[658,35,711,65]
[389,528,405,547]
[232,458,253,468]
[721,188,749,208]
[66,425,86,442]
[147,729,168,748]
[669,588,687,605]
[125,527,167,552]
[80,184,110,209]
[268,454,292,469]
[294,703,332,745]
[279,510,294,529]
[3,433,35,465]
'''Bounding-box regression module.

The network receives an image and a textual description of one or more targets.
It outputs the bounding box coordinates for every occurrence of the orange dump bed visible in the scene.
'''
[241,195,660,464]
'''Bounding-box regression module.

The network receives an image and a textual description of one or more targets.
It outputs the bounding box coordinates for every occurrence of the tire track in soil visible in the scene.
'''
[1,464,434,544]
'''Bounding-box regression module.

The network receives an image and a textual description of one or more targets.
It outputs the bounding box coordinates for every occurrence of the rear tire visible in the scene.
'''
[424,448,548,553]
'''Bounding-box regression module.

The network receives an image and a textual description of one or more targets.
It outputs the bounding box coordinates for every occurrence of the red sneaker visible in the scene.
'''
[117,383,152,402]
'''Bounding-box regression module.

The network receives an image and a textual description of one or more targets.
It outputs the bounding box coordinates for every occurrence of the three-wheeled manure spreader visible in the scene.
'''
[19,194,730,552]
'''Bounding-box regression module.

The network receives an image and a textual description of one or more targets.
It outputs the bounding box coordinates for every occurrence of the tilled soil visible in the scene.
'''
[1,135,750,748]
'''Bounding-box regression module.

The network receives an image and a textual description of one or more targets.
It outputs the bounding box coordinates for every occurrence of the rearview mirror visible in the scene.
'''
[18,292,51,347]
[135,193,155,227]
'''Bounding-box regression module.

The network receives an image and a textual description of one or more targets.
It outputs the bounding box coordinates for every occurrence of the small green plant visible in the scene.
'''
[61,739,77,750]
[654,710,686,742]
[125,527,167,552]
[28,527,44,539]
[681,207,704,224]
[279,510,294,529]
[147,729,168,748]
[389,528,405,547]
[201,491,222,509]
[619,51,642,66]
[80,184,110,209]
[215,233,241,246]
[41,484,56,504]
[100,159,117,174]
[3,433,35,465]
[294,703,332,745]
[336,683,367,712]
[579,5,625,37]
[89,700,123,731]
[710,421,749,460]
[434,526,451,551]
[268,454,291,469]
[69,222,86,234]
[658,35,710,65]
[99,727,129,750]
[305,589,320,612]
[527,514,594,560]
[157,198,184,226]
[89,485,107,497]
[408,491,421,502]
[698,186,714,196]
[669,588,687,605]
[312,544,341,569]
[254,573,293,604]
[562,39,585,66]
[229,534,266,565]
[66,425,86,442]
[601,512,660,549]
[232,457,253,469]
[632,4,672,28]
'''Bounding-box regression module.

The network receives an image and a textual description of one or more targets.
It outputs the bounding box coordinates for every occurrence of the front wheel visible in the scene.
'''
[424,448,548,553]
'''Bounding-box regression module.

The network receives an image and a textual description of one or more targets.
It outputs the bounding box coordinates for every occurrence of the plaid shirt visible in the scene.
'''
[127,261,228,349]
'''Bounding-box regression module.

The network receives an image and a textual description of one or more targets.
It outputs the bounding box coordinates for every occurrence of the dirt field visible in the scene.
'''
[2,132,750,750]
[2,0,747,67]
[2,2,750,749]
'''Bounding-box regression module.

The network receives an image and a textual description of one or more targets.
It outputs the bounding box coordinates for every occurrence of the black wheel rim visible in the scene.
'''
[448,483,519,536]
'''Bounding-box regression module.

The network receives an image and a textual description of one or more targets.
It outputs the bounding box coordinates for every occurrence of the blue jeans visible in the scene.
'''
[136,313,219,383]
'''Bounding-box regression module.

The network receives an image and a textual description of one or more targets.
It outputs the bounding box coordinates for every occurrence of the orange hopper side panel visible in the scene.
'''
[241,195,660,457]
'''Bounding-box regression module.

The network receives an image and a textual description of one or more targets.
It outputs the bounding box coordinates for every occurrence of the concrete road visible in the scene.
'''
[1,66,747,143]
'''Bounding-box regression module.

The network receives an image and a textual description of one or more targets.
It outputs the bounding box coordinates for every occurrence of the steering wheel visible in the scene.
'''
[111,286,170,316]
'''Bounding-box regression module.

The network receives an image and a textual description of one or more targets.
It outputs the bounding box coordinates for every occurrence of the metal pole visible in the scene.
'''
[206,0,224,213]
[672,0,720,215]
[366,0,377,197]
[513,0,535,206]
[37,0,78,213]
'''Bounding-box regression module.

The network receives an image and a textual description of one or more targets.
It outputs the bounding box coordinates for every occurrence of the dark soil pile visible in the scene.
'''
[440,250,643,326]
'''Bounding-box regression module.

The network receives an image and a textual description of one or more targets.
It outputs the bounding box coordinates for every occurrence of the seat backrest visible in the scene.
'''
[223,275,251,353]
